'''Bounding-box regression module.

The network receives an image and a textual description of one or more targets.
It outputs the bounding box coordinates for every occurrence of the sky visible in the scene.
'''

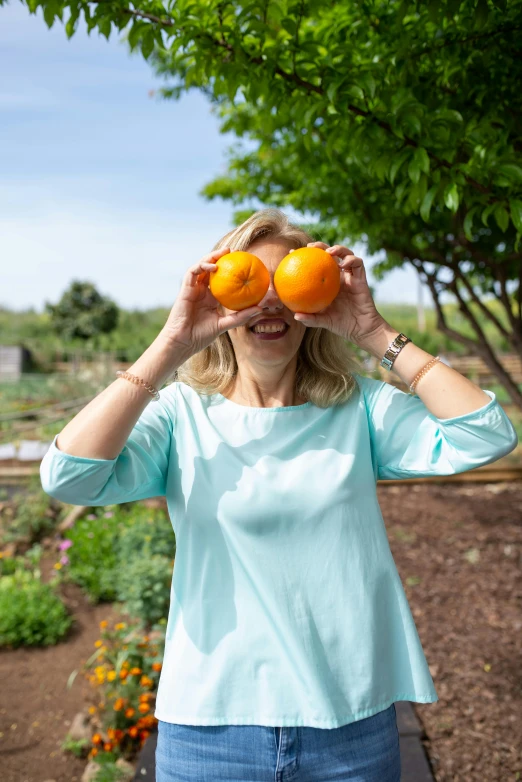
[0,1,435,315]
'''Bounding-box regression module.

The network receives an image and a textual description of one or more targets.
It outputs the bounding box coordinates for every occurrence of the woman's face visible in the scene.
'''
[219,237,307,370]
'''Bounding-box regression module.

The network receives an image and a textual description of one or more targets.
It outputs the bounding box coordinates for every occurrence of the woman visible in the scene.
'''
[40,208,518,781]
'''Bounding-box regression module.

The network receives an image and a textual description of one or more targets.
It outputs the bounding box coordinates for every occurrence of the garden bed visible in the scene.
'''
[0,560,122,782]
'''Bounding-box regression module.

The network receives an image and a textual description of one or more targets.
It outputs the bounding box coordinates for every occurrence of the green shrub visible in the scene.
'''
[0,570,72,647]
[66,516,120,603]
[64,505,175,611]
[117,505,175,562]
[117,554,173,626]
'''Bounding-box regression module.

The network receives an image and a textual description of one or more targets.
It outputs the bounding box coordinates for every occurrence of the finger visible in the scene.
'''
[339,255,367,281]
[184,249,231,288]
[326,245,354,259]
[307,241,329,250]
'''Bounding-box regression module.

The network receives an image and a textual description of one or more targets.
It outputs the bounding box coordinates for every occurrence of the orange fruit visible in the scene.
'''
[209,251,270,311]
[274,247,341,313]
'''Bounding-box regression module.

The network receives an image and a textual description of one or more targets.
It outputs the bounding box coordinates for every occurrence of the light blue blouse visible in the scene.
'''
[39,373,518,728]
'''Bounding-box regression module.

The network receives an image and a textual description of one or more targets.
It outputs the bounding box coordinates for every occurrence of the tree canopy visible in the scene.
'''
[6,0,522,403]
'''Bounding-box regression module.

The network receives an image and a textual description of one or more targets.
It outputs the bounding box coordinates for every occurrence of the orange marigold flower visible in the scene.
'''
[125,708,135,718]
[151,662,162,672]
[104,742,113,752]
[113,698,125,711]
[90,747,98,758]
[119,669,129,680]
[107,671,117,682]
[88,706,97,714]
[114,729,124,741]
[130,667,142,676]
[128,726,139,738]
[92,734,103,745]
[99,620,108,629]
[138,693,150,702]
[138,703,149,713]
[140,730,150,741]
[115,622,126,630]
[94,640,103,648]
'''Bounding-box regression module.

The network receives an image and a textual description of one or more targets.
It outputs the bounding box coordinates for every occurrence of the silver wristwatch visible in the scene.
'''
[380,333,411,371]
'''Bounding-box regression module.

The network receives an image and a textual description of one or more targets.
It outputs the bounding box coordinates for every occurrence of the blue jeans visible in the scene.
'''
[155,703,401,781]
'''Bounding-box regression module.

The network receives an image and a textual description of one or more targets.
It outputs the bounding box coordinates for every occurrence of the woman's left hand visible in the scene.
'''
[292,242,387,347]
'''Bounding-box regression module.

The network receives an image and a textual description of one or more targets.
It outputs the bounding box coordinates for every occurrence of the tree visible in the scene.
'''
[8,0,522,404]
[45,281,119,342]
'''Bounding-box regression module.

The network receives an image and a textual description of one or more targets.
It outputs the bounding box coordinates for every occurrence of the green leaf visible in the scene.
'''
[65,11,79,38]
[509,199,522,233]
[43,3,56,27]
[408,156,421,183]
[481,203,496,226]
[494,204,509,232]
[414,147,430,175]
[389,148,410,185]
[444,182,459,212]
[474,0,489,29]
[420,186,438,222]
[98,17,111,40]
[141,28,155,59]
[497,164,522,184]
[463,207,478,241]
[346,83,365,102]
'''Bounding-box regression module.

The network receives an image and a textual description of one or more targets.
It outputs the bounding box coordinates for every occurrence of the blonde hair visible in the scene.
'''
[174,207,364,408]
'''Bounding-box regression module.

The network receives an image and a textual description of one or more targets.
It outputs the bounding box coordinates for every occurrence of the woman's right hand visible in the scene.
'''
[159,247,264,357]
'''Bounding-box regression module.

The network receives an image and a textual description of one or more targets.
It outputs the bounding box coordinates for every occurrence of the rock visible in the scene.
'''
[81,761,100,782]
[68,711,92,742]
[115,758,136,781]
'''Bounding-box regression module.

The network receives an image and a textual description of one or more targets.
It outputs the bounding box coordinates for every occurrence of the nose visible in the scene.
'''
[257,275,284,312]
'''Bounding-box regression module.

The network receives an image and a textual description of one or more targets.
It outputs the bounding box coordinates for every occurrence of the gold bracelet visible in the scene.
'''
[116,370,160,401]
[409,356,440,395]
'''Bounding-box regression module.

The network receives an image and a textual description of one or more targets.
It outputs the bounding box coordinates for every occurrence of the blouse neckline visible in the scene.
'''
[214,393,312,412]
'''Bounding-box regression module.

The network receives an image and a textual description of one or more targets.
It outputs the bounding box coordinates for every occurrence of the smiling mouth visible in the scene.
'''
[249,323,290,334]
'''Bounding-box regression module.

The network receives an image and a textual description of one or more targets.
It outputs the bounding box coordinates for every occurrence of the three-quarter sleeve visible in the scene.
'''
[354,373,518,480]
[39,386,175,506]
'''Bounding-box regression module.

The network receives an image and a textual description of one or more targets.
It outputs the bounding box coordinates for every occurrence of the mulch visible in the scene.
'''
[0,481,520,782]
[380,480,522,781]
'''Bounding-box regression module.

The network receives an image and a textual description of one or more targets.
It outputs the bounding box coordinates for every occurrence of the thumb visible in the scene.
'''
[293,312,325,327]
[219,305,264,332]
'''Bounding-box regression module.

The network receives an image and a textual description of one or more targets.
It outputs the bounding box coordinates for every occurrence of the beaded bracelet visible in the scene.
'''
[409,356,440,395]
[116,370,160,401]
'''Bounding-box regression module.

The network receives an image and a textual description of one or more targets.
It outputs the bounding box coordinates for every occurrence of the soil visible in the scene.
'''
[0,481,520,782]
[381,480,522,782]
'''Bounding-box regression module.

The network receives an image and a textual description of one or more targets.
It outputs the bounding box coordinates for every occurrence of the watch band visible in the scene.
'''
[380,333,411,371]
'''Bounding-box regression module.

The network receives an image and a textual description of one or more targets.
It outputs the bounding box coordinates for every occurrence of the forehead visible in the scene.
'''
[247,237,295,267]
